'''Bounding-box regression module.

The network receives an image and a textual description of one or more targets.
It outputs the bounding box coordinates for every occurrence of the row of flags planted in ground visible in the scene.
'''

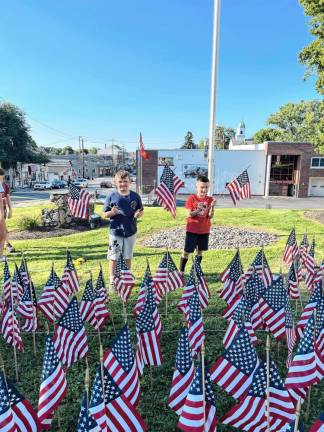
[0,235,323,431]
[66,164,252,221]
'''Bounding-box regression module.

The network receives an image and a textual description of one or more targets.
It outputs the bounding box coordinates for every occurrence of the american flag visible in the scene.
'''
[219,251,243,305]
[223,297,257,348]
[16,281,38,332]
[177,360,217,432]
[168,327,195,415]
[309,413,324,432]
[313,261,324,285]
[314,299,324,381]
[37,336,67,429]
[286,315,318,392]
[95,265,108,303]
[244,249,273,288]
[258,276,287,340]
[244,273,265,331]
[155,164,184,218]
[0,302,24,352]
[68,182,91,220]
[3,259,11,305]
[178,257,210,312]
[211,326,259,401]
[38,268,55,322]
[93,288,111,331]
[139,132,149,160]
[185,290,205,356]
[222,293,243,321]
[226,169,251,205]
[6,374,41,432]
[135,281,163,366]
[153,251,184,303]
[221,357,295,431]
[114,254,135,303]
[280,418,304,432]
[283,228,299,266]
[0,371,16,432]
[62,251,80,295]
[133,263,158,317]
[89,365,147,432]
[76,391,100,432]
[285,299,297,367]
[299,233,308,267]
[53,273,70,320]
[80,278,96,325]
[287,263,300,300]
[53,297,88,367]
[11,263,24,304]
[19,257,30,287]
[305,239,315,291]
[296,282,322,338]
[103,324,141,406]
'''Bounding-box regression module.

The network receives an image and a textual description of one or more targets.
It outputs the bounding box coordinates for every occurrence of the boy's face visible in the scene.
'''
[196,181,209,197]
[115,176,131,194]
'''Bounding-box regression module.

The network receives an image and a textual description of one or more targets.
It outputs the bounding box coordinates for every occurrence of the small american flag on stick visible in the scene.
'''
[226,169,251,205]
[68,183,91,220]
[155,165,184,218]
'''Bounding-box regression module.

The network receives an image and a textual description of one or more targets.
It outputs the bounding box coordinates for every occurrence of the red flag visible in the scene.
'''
[139,132,149,160]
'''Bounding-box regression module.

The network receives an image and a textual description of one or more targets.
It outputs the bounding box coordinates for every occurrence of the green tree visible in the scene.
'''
[88,147,98,154]
[0,102,49,169]
[181,131,196,149]
[60,145,74,155]
[214,125,235,149]
[253,128,287,143]
[253,100,324,151]
[299,0,324,94]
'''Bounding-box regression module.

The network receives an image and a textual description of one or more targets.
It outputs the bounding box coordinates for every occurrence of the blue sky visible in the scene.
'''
[0,0,318,151]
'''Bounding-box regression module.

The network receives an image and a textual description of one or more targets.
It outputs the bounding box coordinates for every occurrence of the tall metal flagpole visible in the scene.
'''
[207,0,221,196]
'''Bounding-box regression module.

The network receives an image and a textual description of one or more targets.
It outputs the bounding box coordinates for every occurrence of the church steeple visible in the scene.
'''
[235,120,245,143]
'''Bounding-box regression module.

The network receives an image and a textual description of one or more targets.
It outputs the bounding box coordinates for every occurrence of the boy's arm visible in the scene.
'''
[208,198,217,218]
[134,195,144,219]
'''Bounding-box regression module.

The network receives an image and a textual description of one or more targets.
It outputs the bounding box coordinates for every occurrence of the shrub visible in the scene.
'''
[16,215,40,231]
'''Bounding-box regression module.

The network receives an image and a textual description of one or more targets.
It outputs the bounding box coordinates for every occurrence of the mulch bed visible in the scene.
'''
[9,225,92,240]
[304,210,324,224]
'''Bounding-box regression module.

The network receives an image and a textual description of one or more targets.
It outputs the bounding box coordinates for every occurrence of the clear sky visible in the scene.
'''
[0,0,318,151]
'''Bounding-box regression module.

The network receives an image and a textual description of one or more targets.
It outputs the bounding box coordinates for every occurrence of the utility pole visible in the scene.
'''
[207,0,221,196]
[81,137,85,178]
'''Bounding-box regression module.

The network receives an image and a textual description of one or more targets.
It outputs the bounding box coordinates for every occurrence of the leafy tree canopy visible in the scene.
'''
[253,100,324,152]
[299,0,324,94]
[0,102,49,169]
[214,125,235,149]
[181,131,196,149]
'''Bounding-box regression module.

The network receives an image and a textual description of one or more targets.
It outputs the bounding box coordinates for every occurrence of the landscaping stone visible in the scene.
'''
[142,225,278,250]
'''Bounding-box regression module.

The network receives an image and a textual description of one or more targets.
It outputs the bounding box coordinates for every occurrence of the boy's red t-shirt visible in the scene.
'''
[185,194,214,234]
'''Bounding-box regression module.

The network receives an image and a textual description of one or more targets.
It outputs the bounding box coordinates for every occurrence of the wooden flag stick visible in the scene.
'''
[261,243,265,285]
[266,334,271,432]
[294,398,301,432]
[9,260,19,382]
[26,270,37,354]
[165,249,169,317]
[99,343,105,398]
[201,342,206,431]
[122,301,127,324]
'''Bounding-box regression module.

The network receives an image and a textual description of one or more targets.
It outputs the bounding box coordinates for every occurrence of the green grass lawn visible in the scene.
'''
[1,206,323,431]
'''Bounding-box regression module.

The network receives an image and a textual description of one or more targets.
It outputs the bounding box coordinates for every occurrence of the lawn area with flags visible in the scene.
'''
[0,205,324,431]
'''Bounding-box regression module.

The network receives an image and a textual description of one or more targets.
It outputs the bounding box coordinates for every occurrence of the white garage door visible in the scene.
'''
[309,177,324,196]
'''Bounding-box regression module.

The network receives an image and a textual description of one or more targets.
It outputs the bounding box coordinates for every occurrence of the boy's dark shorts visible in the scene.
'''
[184,232,209,253]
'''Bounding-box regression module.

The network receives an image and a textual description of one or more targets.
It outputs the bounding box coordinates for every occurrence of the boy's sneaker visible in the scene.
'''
[7,244,15,253]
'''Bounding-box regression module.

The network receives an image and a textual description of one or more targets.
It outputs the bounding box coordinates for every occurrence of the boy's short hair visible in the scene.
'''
[196,175,209,183]
[0,168,5,176]
[115,170,131,180]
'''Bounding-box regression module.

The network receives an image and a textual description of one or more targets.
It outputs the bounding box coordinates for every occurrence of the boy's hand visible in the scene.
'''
[110,206,120,217]
[134,209,144,219]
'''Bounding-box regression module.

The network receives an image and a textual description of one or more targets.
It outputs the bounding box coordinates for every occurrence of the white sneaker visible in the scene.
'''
[7,244,15,253]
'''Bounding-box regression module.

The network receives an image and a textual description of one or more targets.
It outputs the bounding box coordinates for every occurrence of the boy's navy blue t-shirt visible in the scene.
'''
[103,190,143,237]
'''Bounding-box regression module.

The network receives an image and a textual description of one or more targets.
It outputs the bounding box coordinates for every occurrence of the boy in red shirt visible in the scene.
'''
[179,175,216,273]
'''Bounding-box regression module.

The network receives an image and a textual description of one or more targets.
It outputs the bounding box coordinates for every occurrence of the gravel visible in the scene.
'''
[141,226,278,250]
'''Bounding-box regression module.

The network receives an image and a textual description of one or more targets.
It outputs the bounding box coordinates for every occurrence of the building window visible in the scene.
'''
[311,157,324,168]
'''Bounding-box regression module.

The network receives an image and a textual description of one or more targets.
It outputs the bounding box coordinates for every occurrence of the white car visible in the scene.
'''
[33,181,52,190]
[73,178,88,188]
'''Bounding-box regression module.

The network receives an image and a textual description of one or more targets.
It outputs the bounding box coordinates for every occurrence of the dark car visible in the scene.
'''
[100,181,113,188]
[51,180,66,189]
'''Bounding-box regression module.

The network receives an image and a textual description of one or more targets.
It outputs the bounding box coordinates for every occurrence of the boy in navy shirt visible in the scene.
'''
[102,170,143,291]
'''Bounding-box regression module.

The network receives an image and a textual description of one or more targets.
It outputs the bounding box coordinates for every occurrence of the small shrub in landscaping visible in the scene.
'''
[16,215,40,231]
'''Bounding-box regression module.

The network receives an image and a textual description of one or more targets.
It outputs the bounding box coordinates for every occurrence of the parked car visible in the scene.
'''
[72,178,88,188]
[33,181,52,191]
[100,180,113,188]
[51,179,66,189]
